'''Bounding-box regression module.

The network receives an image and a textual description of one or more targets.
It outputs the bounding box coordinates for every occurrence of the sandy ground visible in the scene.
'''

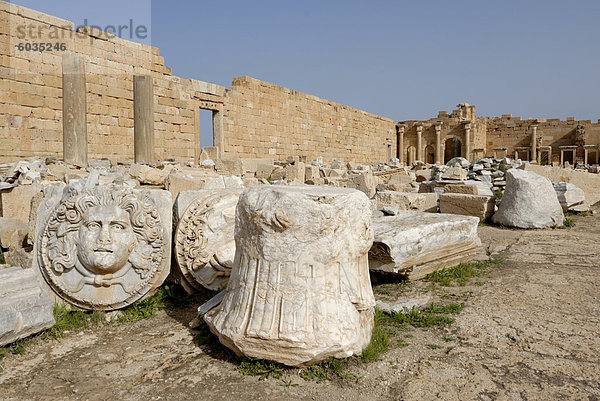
[1,213,599,401]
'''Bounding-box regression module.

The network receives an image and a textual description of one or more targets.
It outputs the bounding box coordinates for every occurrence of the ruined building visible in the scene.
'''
[399,104,600,166]
[1,2,598,166]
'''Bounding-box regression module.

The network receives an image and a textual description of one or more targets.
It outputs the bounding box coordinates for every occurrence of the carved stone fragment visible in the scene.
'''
[369,211,481,279]
[204,186,375,366]
[35,184,172,310]
[174,189,242,291]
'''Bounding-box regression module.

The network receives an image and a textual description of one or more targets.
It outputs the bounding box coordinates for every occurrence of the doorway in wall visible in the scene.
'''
[444,138,462,163]
[199,108,214,150]
[424,145,435,164]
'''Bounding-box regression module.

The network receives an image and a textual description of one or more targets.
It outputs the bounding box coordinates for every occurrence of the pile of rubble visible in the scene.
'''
[1,153,598,367]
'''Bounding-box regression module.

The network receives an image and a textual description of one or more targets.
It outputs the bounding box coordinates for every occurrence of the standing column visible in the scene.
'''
[134,75,155,164]
[62,54,87,165]
[434,123,442,164]
[531,124,538,163]
[398,125,405,165]
[416,124,423,162]
[464,122,471,161]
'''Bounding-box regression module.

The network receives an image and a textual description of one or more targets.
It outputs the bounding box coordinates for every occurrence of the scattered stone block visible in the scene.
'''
[492,170,564,228]
[174,189,242,292]
[255,163,275,180]
[0,266,56,347]
[0,183,42,222]
[439,193,495,221]
[205,186,375,366]
[369,212,481,279]
[285,162,305,183]
[441,167,468,180]
[444,183,479,195]
[522,164,600,210]
[129,164,171,186]
[347,171,376,198]
[374,191,439,212]
[305,165,320,181]
[552,182,585,211]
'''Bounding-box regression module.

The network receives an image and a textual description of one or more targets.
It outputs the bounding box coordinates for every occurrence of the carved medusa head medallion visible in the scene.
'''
[38,187,166,310]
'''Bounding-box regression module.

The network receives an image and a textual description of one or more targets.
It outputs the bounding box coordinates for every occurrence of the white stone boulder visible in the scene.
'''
[173,189,242,292]
[492,170,564,228]
[204,186,375,366]
[369,212,481,279]
[552,182,585,212]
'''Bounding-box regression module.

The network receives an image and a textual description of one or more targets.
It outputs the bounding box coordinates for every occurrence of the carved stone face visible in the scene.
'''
[77,205,137,275]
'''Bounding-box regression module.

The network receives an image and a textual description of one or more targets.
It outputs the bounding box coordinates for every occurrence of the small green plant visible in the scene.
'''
[495,189,503,199]
[443,336,456,342]
[563,218,575,228]
[361,309,390,362]
[9,339,27,355]
[424,260,501,286]
[422,303,463,315]
[299,358,357,382]
[116,287,169,323]
[427,344,443,350]
[44,304,103,339]
[280,379,299,387]
[239,358,284,380]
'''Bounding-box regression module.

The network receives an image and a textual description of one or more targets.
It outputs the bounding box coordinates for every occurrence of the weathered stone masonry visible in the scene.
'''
[0,2,396,164]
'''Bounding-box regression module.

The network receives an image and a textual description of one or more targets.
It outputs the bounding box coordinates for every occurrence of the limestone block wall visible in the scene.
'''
[0,1,225,162]
[486,117,600,160]
[221,76,397,163]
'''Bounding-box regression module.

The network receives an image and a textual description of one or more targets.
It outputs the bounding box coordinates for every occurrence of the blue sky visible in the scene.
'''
[11,0,600,124]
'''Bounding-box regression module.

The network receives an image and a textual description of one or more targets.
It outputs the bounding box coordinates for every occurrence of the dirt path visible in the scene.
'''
[1,214,599,401]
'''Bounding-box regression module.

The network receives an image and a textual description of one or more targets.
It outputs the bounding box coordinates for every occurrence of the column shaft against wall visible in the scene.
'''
[416,126,423,162]
[531,125,537,162]
[62,54,87,165]
[464,122,471,161]
[435,124,441,164]
[398,126,405,165]
[134,75,155,164]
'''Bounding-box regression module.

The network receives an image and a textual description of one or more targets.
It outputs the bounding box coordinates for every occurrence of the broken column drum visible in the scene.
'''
[37,186,169,310]
[174,190,242,291]
[204,186,376,366]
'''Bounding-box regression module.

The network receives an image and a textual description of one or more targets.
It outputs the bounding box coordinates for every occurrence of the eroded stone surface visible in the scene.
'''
[174,189,242,292]
[204,185,375,366]
[552,182,585,212]
[492,169,564,228]
[0,266,55,347]
[34,184,172,310]
[370,211,481,279]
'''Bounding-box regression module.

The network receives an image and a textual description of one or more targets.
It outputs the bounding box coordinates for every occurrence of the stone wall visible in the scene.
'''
[221,76,397,163]
[0,1,224,163]
[1,2,397,165]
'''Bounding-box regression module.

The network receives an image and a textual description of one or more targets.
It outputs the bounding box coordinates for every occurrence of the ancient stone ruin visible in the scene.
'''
[1,1,600,369]
[204,186,375,366]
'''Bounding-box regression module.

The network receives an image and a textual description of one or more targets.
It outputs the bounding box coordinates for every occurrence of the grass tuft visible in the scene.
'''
[563,217,575,228]
[239,358,284,380]
[424,260,501,286]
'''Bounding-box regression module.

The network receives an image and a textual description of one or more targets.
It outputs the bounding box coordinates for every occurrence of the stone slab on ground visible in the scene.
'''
[0,266,55,347]
[552,182,585,212]
[369,211,481,279]
[439,193,495,221]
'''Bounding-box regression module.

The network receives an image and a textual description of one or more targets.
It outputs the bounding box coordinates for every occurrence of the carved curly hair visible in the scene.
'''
[43,186,163,279]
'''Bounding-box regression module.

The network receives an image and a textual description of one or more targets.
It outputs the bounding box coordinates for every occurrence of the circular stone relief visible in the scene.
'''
[174,191,239,291]
[38,187,166,310]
